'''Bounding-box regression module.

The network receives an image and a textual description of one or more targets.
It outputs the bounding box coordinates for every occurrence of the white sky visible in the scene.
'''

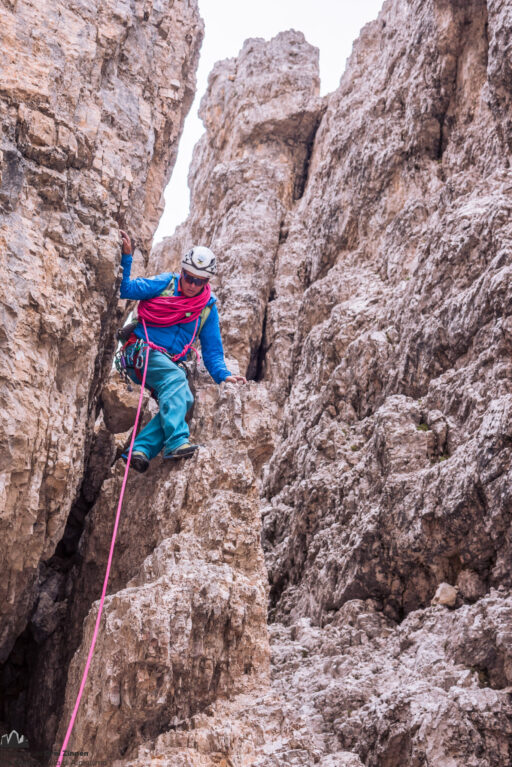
[153,0,384,243]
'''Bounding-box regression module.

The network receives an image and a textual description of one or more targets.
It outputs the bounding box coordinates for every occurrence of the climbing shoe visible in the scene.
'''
[165,442,199,460]
[121,450,150,473]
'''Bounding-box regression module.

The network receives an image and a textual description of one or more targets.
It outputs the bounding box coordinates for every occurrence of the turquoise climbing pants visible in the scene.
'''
[126,344,194,460]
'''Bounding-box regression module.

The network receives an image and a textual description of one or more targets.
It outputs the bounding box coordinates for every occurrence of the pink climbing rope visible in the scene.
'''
[137,277,211,325]
[54,320,152,767]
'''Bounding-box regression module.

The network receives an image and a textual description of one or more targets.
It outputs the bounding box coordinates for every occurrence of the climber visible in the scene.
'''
[117,229,246,473]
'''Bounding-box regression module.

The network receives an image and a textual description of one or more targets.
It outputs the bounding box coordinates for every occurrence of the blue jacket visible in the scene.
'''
[120,254,232,384]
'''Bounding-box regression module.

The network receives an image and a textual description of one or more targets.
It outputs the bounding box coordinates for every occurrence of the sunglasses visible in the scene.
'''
[181,270,209,287]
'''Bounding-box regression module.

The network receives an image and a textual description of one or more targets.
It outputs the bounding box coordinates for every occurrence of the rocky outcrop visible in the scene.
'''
[141,1,512,763]
[0,0,203,667]
[150,30,326,377]
[263,0,512,624]
[52,377,274,763]
[2,0,512,766]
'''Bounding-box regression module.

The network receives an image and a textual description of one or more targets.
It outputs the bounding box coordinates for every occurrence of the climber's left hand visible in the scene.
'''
[224,375,247,384]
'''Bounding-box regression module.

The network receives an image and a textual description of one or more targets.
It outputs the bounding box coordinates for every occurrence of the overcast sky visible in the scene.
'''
[153,0,384,243]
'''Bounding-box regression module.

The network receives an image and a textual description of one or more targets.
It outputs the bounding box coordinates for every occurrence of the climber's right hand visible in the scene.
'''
[120,229,132,255]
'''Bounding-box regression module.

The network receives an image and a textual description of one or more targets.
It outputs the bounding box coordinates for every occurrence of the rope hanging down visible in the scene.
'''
[54,319,152,767]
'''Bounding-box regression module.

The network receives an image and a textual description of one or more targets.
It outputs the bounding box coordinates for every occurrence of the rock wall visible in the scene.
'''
[258,0,512,761]
[53,383,273,764]
[49,29,320,764]
[151,29,326,376]
[2,0,512,766]
[0,0,202,666]
[265,0,512,622]
[133,2,512,763]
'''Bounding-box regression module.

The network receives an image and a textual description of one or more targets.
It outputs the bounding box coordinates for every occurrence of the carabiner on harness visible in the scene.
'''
[114,350,134,391]
[115,338,145,391]
[135,349,145,369]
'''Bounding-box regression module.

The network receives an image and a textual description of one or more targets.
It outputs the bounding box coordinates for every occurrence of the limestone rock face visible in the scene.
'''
[145,2,512,764]
[152,30,326,377]
[3,1,512,767]
[0,0,203,663]
[101,375,151,434]
[46,31,322,764]
[263,0,512,628]
[53,380,272,763]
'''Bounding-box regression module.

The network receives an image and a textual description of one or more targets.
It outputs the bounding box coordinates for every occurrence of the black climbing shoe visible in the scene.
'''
[121,450,150,473]
[164,442,200,460]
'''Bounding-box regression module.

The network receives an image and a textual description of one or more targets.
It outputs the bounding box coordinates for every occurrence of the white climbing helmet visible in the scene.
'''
[181,245,217,277]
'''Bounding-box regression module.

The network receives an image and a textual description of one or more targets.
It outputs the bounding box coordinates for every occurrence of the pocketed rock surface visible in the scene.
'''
[2,0,512,766]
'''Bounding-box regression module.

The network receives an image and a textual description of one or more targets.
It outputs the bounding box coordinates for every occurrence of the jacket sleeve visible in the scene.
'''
[119,254,174,300]
[199,303,232,384]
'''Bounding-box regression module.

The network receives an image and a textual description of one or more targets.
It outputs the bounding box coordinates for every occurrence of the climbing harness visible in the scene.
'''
[54,318,152,767]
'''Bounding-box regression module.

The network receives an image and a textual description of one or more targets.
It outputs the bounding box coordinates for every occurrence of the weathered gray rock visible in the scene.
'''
[432,582,458,607]
[255,1,512,762]
[53,382,272,763]
[262,0,512,633]
[101,374,151,434]
[56,6,512,765]
[3,0,512,766]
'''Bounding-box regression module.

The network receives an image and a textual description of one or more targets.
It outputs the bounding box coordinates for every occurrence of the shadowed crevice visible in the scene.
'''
[246,301,270,382]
